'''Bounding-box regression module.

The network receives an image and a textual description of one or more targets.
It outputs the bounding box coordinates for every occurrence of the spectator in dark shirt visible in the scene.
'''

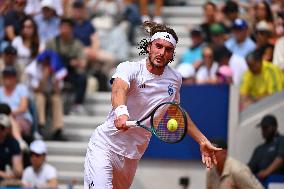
[0,113,23,183]
[3,0,27,41]
[248,114,284,181]
[72,1,95,47]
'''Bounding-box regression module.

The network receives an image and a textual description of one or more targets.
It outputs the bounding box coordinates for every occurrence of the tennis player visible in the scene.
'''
[84,21,222,189]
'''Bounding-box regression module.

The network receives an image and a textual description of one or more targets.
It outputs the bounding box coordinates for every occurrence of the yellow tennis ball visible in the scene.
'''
[167,119,178,132]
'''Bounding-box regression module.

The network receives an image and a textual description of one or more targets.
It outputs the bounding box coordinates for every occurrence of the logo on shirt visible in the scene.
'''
[138,83,146,88]
[89,181,94,189]
[168,84,174,96]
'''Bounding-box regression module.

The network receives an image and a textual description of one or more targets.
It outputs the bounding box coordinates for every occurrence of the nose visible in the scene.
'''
[159,47,166,56]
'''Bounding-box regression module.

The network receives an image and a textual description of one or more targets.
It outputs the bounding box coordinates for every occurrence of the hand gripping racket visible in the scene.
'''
[126,102,188,143]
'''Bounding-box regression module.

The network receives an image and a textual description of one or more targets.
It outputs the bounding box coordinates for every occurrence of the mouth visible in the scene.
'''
[155,57,164,64]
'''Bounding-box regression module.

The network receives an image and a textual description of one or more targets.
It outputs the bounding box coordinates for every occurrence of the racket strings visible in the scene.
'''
[152,104,186,143]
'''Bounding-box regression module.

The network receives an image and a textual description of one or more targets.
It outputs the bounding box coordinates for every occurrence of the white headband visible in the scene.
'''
[151,32,177,48]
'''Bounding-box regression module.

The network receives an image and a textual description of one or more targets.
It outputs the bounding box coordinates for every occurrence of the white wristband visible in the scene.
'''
[114,105,129,118]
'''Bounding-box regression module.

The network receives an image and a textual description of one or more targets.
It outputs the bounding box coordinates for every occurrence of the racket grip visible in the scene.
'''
[126,121,138,127]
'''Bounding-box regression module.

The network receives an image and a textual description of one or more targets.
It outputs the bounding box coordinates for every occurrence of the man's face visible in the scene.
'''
[247,59,262,74]
[147,39,175,68]
[30,152,45,170]
[261,126,276,141]
[204,4,216,20]
[2,74,17,88]
[3,53,16,65]
[14,0,26,12]
[233,28,247,43]
[42,7,55,19]
[60,23,73,39]
[72,7,84,20]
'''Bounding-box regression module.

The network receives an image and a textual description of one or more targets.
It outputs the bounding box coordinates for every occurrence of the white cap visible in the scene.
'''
[41,0,55,10]
[176,64,195,78]
[0,114,10,128]
[256,21,273,32]
[30,140,47,155]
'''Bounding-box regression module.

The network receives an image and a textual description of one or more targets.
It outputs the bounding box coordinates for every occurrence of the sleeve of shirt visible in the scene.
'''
[277,136,284,158]
[111,61,137,87]
[9,137,21,155]
[46,165,57,180]
[18,84,29,98]
[267,65,282,95]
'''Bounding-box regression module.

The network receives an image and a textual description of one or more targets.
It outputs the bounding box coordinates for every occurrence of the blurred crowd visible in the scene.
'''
[176,0,284,111]
[0,0,284,188]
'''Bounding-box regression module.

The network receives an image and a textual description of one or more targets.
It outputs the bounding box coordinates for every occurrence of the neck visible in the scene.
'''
[146,58,165,76]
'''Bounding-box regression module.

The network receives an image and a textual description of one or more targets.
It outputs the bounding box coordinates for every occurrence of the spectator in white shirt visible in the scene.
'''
[21,140,58,189]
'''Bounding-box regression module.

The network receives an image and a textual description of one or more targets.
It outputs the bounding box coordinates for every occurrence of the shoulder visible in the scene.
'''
[116,59,144,72]
[44,163,57,172]
[23,166,33,175]
[166,66,182,83]
[12,36,22,45]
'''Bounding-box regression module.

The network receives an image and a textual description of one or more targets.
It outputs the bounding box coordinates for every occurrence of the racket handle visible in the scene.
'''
[126,121,138,127]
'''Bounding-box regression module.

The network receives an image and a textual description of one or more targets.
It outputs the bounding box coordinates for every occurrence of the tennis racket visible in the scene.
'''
[126,101,188,143]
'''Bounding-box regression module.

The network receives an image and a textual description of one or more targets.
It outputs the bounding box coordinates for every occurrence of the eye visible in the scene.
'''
[165,47,174,53]
[156,44,163,49]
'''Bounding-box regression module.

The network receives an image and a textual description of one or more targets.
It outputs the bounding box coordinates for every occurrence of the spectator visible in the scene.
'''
[254,1,274,30]
[0,1,10,54]
[139,0,164,23]
[0,114,23,185]
[213,45,248,85]
[12,16,43,68]
[196,46,219,84]
[25,0,63,17]
[179,26,205,66]
[3,0,28,41]
[122,0,142,44]
[222,0,240,29]
[0,103,28,151]
[25,50,67,141]
[21,140,58,188]
[255,20,274,48]
[0,45,23,83]
[200,1,223,43]
[225,18,256,57]
[34,0,60,44]
[176,63,196,85]
[0,66,33,137]
[206,139,264,189]
[46,18,87,114]
[240,50,283,110]
[209,23,227,46]
[90,0,130,64]
[273,16,284,71]
[248,115,284,181]
[216,65,233,84]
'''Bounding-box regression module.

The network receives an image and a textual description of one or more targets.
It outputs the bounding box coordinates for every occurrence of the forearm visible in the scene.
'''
[264,157,284,175]
[0,170,15,179]
[111,78,129,108]
[186,113,208,144]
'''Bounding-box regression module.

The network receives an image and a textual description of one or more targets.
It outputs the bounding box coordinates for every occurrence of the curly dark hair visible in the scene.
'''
[138,21,179,56]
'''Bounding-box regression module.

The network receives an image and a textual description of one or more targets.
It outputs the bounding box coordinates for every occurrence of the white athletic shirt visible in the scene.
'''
[90,58,182,159]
